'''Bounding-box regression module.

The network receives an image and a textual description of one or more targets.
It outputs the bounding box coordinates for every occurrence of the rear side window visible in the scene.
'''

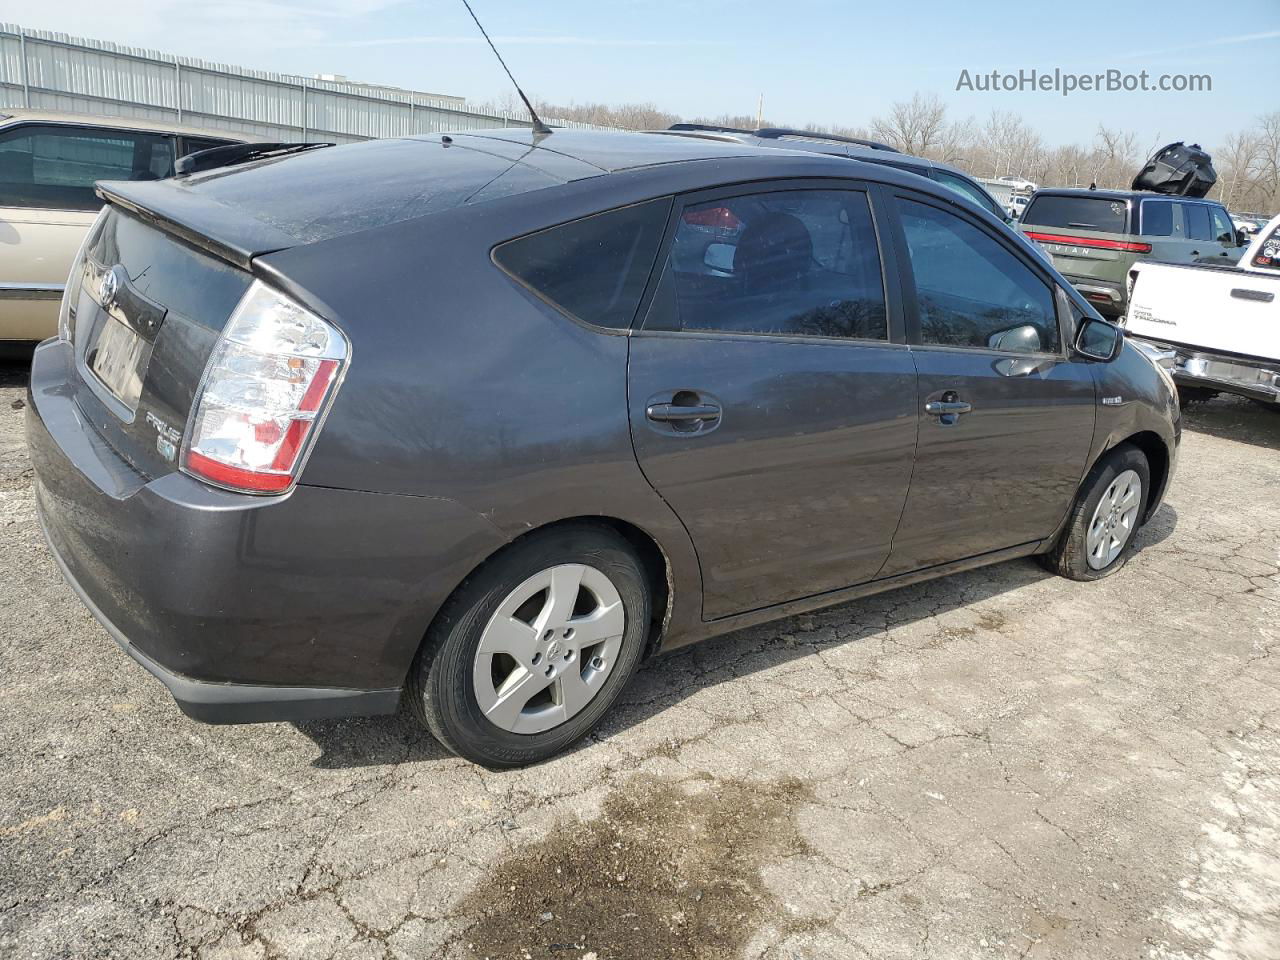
[900,198,1059,355]
[0,124,176,211]
[1022,195,1129,235]
[934,170,1002,219]
[1184,203,1212,242]
[643,188,888,341]
[1140,200,1175,237]
[494,199,671,330]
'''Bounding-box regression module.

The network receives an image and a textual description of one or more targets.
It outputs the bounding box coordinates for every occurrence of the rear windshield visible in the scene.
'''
[183,138,566,244]
[1022,195,1130,234]
[493,199,671,329]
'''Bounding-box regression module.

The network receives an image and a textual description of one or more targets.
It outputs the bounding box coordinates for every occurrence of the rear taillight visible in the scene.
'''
[1023,231,1152,254]
[182,280,349,495]
[59,208,110,343]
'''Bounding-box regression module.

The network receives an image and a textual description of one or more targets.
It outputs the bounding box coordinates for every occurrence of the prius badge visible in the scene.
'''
[1101,396,1124,406]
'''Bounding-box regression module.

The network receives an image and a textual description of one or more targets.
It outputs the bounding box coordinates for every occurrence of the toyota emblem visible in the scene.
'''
[99,268,119,308]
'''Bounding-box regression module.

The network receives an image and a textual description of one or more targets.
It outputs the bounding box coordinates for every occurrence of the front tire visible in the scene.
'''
[1040,445,1150,581]
[408,524,651,767]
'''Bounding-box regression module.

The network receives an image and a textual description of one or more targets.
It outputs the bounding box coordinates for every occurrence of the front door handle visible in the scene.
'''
[924,400,973,416]
[644,390,722,435]
[646,402,721,422]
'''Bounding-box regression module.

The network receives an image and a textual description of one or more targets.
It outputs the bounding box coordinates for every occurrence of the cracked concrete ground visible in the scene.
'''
[2,356,1278,960]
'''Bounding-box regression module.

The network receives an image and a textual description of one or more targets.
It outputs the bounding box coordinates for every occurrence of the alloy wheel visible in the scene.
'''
[472,564,626,735]
[1085,469,1142,570]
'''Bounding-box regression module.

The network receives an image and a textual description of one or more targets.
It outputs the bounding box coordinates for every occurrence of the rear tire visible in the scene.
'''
[1039,444,1150,582]
[408,524,651,768]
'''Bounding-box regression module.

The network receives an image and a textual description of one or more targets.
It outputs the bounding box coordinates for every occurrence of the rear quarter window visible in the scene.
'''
[493,199,672,330]
[1022,195,1129,234]
[1253,224,1280,270]
[1139,200,1175,237]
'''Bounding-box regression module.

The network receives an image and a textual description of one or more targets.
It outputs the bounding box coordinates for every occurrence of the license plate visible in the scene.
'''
[86,313,153,411]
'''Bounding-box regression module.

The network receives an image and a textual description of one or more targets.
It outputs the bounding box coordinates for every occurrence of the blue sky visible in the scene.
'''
[21,0,1279,146]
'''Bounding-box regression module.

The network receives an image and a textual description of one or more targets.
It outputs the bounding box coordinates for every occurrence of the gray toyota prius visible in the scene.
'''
[26,129,1179,766]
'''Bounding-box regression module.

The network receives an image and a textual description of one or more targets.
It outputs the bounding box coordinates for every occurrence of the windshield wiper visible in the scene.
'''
[175,142,334,176]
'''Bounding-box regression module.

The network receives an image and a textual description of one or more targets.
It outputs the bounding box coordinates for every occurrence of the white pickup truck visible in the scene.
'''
[1124,214,1280,409]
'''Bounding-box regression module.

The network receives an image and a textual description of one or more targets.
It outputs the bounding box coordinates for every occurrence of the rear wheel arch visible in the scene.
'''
[408,516,673,687]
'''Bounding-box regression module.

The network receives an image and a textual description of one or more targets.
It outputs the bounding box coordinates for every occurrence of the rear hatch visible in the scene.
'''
[1020,193,1137,282]
[62,135,589,482]
[66,206,253,480]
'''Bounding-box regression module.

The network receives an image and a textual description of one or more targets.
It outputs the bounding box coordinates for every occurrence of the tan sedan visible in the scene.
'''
[1,110,242,345]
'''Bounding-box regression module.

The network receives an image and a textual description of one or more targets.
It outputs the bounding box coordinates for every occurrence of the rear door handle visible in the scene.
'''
[646,402,721,422]
[1231,288,1274,303]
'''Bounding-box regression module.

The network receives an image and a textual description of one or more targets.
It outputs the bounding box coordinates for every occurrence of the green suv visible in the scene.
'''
[1018,189,1247,317]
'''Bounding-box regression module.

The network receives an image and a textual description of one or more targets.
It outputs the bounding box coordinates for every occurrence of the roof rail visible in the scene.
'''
[667,122,755,135]
[753,128,900,152]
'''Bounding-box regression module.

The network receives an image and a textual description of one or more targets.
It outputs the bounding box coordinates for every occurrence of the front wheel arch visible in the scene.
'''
[1113,431,1169,523]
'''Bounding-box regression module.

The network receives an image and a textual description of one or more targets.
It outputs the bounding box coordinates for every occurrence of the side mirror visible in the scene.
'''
[987,323,1042,353]
[1074,315,1122,361]
[1236,229,1250,247]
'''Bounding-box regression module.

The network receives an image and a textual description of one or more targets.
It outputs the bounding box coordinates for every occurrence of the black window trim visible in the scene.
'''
[632,176,909,348]
[0,120,181,213]
[885,186,1069,360]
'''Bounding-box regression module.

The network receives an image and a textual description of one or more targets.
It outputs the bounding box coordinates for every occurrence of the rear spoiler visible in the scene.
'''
[95,180,298,271]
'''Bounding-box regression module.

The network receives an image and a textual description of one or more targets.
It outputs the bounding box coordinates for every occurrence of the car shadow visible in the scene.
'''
[1181,394,1280,450]
[0,355,34,389]
[296,504,1178,770]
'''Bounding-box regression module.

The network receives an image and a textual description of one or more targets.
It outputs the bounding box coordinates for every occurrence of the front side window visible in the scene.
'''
[1183,203,1212,242]
[1140,200,1175,237]
[899,198,1059,354]
[493,198,671,330]
[645,189,887,341]
[0,125,176,211]
[1210,207,1235,244]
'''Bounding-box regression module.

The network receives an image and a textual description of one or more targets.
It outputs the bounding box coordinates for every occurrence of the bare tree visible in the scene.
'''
[870,93,951,156]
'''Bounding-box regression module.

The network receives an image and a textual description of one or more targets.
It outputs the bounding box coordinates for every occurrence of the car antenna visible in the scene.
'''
[459,0,552,138]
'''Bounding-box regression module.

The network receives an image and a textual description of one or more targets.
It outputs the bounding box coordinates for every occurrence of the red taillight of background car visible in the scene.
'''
[182,281,349,495]
[1023,231,1152,254]
[682,206,742,229]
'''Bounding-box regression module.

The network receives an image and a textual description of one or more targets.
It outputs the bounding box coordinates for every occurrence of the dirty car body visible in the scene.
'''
[26,130,1180,751]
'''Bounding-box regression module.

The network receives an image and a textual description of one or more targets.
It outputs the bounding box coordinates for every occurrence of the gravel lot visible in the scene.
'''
[2,356,1278,960]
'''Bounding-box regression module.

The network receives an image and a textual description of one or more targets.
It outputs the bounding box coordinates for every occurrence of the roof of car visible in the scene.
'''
[411,128,786,173]
[1031,187,1228,206]
[651,126,998,188]
[0,107,247,141]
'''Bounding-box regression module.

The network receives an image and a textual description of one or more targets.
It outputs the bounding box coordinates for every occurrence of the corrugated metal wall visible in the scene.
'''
[0,23,607,142]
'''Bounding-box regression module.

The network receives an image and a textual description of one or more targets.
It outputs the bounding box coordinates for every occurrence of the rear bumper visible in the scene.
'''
[26,339,506,724]
[1129,335,1280,404]
[1063,275,1126,316]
